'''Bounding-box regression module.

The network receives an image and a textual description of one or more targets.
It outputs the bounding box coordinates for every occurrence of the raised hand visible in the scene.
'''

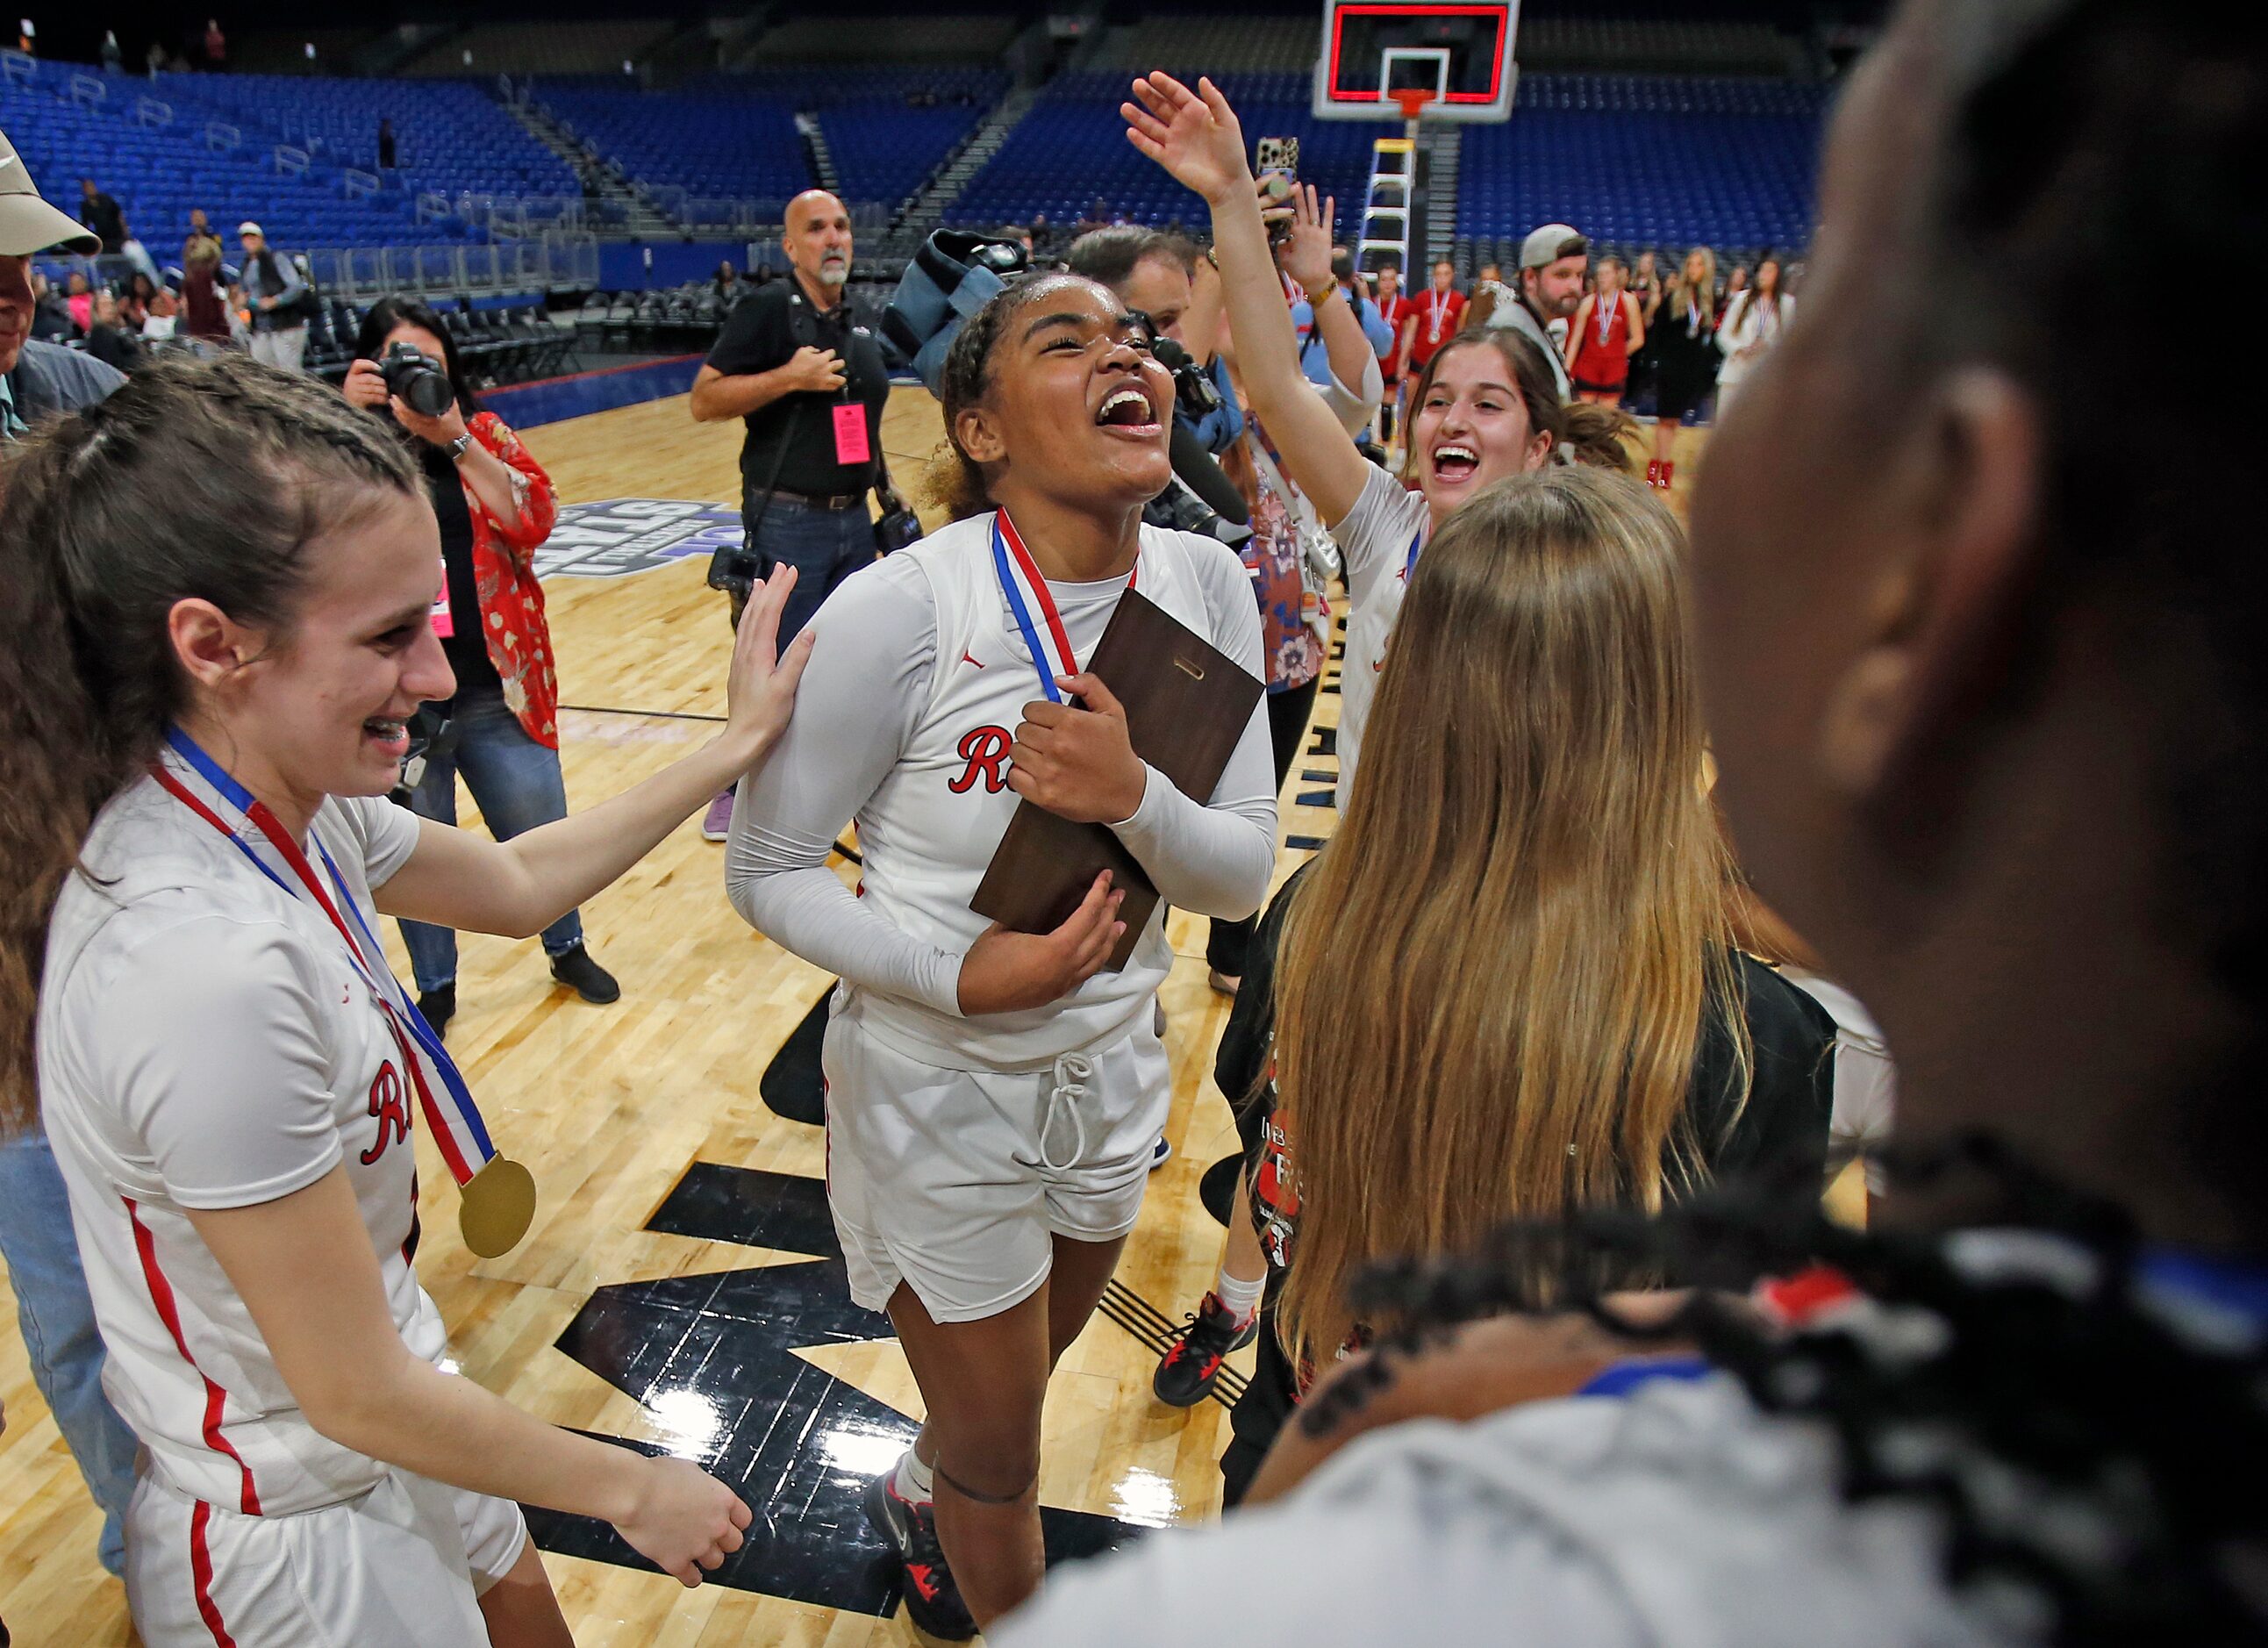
[1123,72,1251,206]
[1277,183,1337,297]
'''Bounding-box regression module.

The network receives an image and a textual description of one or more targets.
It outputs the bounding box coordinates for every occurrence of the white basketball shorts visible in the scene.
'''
[822,1008,1171,1323]
[125,1465,527,1646]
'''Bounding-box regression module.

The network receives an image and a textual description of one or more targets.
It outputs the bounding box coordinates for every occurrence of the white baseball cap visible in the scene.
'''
[0,127,100,256]
[238,220,264,238]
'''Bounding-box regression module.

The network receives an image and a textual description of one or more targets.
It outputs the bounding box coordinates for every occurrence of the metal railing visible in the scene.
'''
[299,234,600,300]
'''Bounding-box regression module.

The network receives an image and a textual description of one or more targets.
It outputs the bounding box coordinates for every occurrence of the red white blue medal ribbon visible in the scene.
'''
[991,510,1134,705]
[154,727,534,1255]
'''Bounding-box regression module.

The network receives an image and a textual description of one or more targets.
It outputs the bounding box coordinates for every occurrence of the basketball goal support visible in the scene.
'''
[1356,89,1434,276]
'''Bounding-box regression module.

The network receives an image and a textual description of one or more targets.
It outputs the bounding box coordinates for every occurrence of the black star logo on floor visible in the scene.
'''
[527,1163,1146,1615]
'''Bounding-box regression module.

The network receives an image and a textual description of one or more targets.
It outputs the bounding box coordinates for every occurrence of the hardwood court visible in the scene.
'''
[0,383,1717,1645]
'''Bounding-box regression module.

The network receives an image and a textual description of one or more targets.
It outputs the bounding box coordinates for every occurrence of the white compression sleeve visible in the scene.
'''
[723,557,967,1018]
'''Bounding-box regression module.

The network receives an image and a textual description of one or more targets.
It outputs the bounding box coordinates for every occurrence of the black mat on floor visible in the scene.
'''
[760,989,833,1126]
[1200,1152,1241,1228]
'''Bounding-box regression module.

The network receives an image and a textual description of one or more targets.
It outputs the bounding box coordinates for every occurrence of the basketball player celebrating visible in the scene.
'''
[725,275,1275,1634]
[1126,74,1631,804]
[0,355,807,1647]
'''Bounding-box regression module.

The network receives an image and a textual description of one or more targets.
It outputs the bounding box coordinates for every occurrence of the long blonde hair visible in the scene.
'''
[1272,467,1747,1366]
[1669,246,1719,326]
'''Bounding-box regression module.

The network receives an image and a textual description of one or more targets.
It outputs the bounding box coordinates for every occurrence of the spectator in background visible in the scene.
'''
[0,119,139,1590]
[1492,224,1586,401]
[1714,253,1791,412]
[712,259,740,306]
[377,116,397,169]
[1077,197,1111,237]
[144,38,162,76]
[182,206,222,268]
[1395,257,1463,389]
[82,287,144,373]
[62,269,90,334]
[77,178,124,256]
[27,267,70,340]
[1371,262,1408,443]
[1564,253,1644,405]
[689,187,887,842]
[140,285,178,340]
[202,16,224,70]
[1029,211,1055,260]
[346,295,621,1028]
[237,221,310,371]
[15,18,31,54]
[1646,245,1720,491]
[1294,246,1392,392]
[1722,262,1750,317]
[179,235,231,347]
[98,28,120,71]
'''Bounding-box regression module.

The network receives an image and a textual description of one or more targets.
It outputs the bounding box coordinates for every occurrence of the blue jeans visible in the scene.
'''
[0,1129,136,1576]
[398,679,583,993]
[740,485,877,645]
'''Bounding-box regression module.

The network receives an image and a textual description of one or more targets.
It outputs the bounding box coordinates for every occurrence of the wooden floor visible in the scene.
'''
[0,385,1719,1644]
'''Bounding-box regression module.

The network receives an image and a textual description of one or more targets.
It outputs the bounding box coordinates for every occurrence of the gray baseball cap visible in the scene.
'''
[1520,223,1587,269]
[0,128,100,255]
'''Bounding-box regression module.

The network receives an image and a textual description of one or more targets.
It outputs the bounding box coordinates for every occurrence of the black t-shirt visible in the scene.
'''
[82,193,125,253]
[703,276,889,496]
[420,440,498,696]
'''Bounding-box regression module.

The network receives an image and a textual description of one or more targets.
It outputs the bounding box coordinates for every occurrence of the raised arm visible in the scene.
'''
[375,565,812,937]
[1125,73,1373,527]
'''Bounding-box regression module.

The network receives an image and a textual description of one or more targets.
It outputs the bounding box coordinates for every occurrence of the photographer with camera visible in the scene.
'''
[346,297,620,1032]
[690,189,900,841]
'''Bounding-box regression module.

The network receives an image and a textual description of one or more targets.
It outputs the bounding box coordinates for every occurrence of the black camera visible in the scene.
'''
[380,341,454,419]
[1151,335,1222,423]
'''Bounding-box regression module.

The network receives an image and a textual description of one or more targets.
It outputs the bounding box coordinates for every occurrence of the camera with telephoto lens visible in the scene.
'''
[380,341,454,419]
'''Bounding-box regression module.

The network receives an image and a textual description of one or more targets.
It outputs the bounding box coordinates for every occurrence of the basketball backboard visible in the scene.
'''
[1313,0,1520,122]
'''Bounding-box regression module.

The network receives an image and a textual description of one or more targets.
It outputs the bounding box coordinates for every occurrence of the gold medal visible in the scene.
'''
[458,1156,538,1257]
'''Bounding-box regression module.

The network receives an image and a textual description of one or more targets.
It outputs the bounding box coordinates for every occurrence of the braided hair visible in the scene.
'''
[924,271,1113,520]
[1330,1136,2268,1644]
[0,353,419,1133]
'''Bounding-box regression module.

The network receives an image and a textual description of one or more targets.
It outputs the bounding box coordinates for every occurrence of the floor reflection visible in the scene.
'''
[529,1162,1145,1616]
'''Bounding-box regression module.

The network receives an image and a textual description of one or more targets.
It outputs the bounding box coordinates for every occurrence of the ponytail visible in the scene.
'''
[0,354,419,1134]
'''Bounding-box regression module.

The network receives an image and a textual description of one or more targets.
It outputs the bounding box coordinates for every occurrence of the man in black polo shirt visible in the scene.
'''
[690,187,889,836]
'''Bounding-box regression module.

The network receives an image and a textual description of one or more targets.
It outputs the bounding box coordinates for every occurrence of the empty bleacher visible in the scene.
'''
[399,20,677,80]
[741,13,1021,64]
[950,70,1370,241]
[1456,75,1827,259]
[1517,17,1799,77]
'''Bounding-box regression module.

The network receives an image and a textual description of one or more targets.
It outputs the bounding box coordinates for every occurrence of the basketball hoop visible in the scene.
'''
[1392,87,1434,124]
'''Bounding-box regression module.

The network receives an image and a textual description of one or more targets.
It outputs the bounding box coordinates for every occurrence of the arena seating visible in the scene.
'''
[1456,75,1828,257]
[951,71,1371,242]
[540,83,810,207]
[398,20,677,80]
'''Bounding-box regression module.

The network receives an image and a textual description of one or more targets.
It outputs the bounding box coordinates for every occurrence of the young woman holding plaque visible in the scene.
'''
[725,270,1277,1636]
[0,355,809,1647]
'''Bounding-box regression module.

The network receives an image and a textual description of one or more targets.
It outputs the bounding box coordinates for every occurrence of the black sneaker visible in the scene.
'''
[863,1471,977,1641]
[417,983,456,1042]
[548,942,620,1005]
[1152,1290,1258,1408]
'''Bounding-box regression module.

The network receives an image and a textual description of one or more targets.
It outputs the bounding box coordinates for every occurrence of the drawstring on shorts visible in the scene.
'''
[1038,1051,1096,1172]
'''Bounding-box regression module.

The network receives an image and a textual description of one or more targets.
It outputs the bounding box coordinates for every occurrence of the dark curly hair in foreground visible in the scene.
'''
[1325,1133,2268,1646]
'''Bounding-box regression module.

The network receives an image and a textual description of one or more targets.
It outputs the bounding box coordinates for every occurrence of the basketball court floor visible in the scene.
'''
[0,383,1716,1644]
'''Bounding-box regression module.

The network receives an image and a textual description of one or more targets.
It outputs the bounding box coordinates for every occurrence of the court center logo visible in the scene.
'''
[534,498,744,581]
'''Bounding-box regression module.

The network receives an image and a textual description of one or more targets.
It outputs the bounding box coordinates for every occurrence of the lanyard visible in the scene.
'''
[991,511,1136,705]
[1598,290,1618,345]
[1427,288,1452,339]
[1403,523,1428,582]
[154,727,534,1254]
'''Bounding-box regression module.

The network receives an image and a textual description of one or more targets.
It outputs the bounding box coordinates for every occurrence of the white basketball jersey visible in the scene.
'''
[840,511,1261,1072]
[39,756,448,1516]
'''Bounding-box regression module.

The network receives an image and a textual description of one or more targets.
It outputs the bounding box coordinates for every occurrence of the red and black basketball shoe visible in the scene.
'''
[1152,1291,1259,1408]
[864,1470,977,1641]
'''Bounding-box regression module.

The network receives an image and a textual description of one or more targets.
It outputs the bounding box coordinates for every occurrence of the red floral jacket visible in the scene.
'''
[457,411,562,749]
